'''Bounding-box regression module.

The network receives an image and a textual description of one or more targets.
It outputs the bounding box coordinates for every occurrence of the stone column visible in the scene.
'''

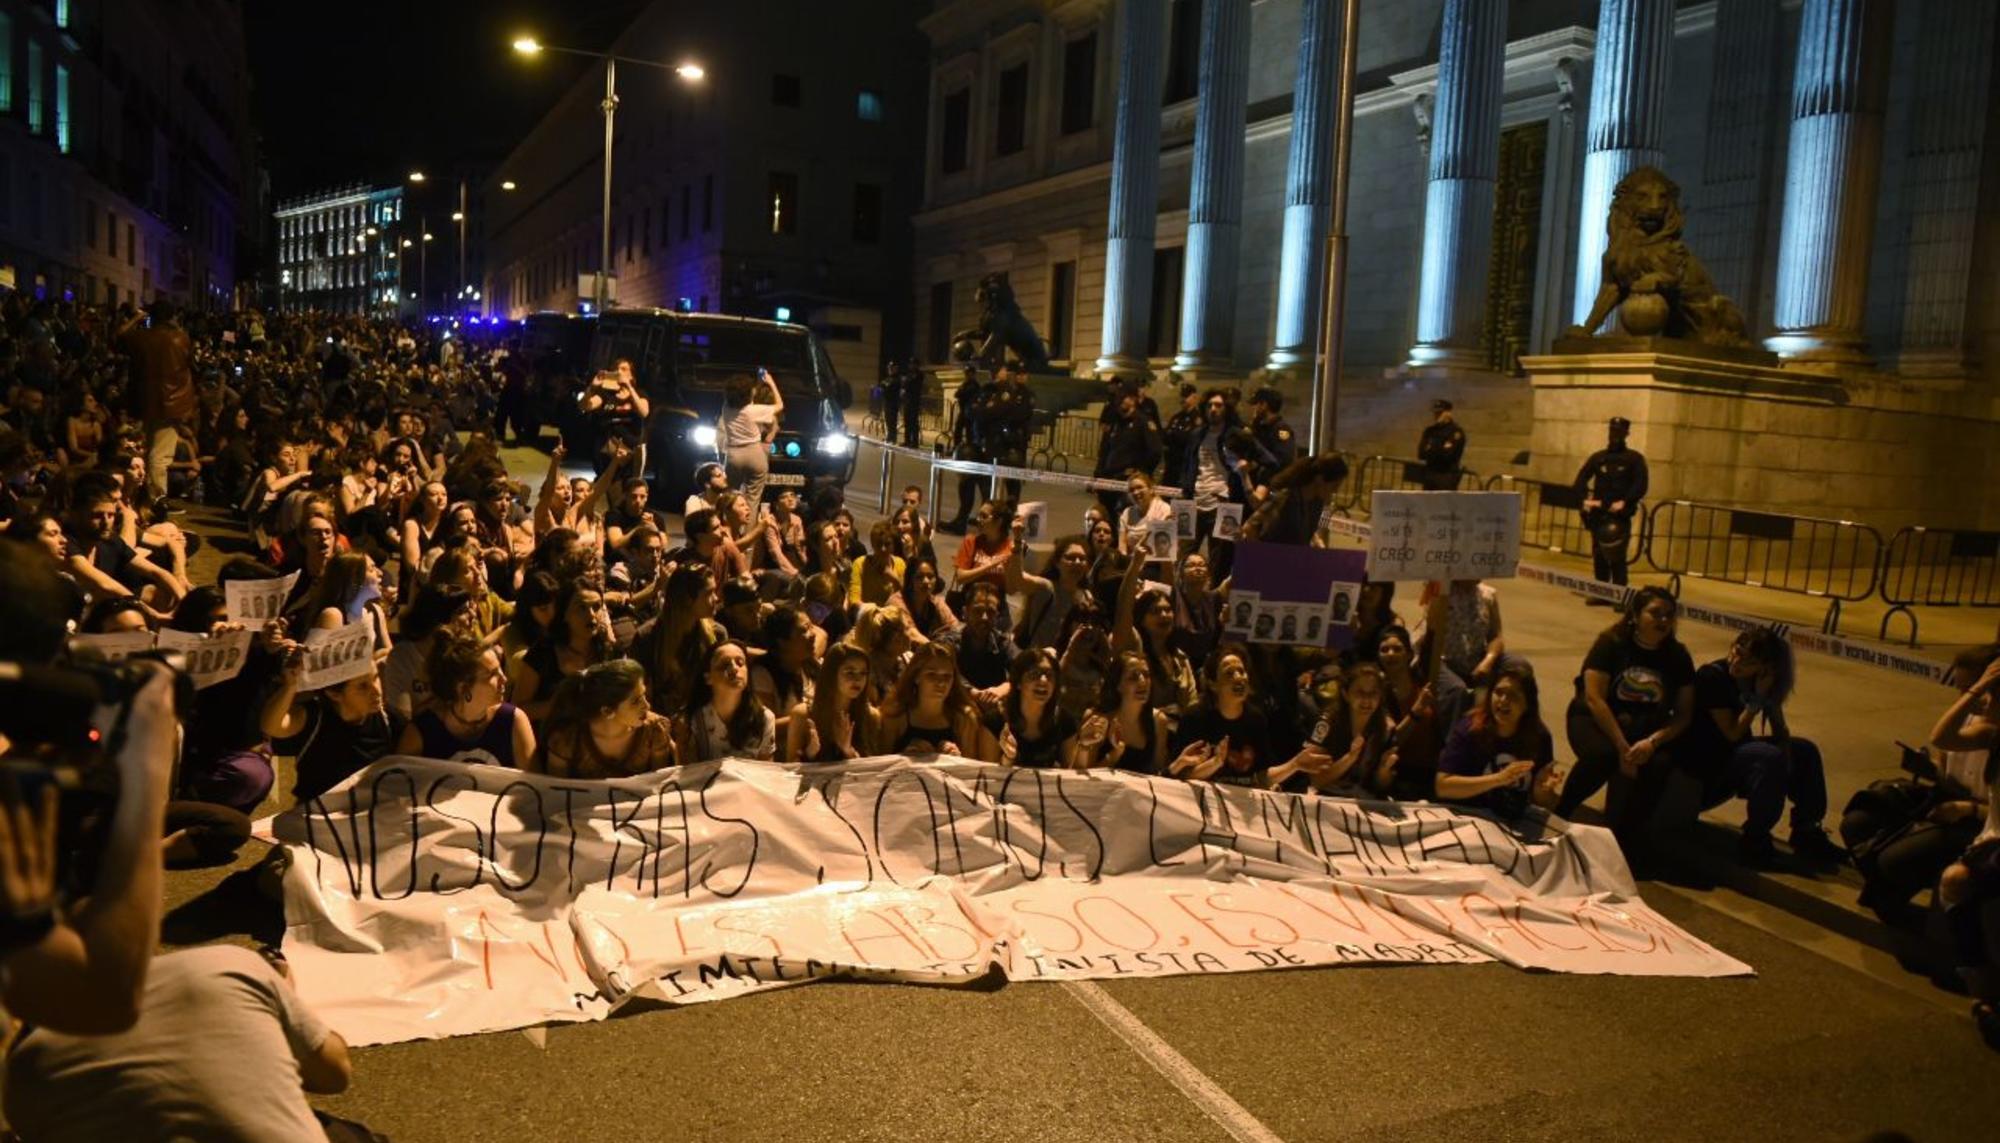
[1765,0,1893,364]
[1264,0,1337,373]
[1407,0,1506,368]
[1571,0,1673,329]
[1174,0,1252,374]
[1095,0,1171,379]
[1695,0,1781,320]
[1895,0,1994,380]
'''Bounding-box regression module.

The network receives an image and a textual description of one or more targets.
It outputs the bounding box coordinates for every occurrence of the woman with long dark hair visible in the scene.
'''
[509,580,614,722]
[985,648,1084,768]
[1006,524,1094,650]
[784,643,879,764]
[677,640,777,762]
[1077,651,1171,774]
[1169,643,1279,787]
[1112,535,1198,716]
[533,658,675,779]
[639,564,724,714]
[1272,662,1394,795]
[894,553,957,640]
[1435,660,1560,818]
[752,605,818,744]
[876,642,983,757]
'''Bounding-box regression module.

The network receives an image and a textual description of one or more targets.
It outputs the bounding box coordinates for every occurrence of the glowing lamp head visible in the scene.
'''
[512,36,542,56]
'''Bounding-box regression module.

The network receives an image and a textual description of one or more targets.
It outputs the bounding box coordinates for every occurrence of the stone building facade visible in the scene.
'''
[911,0,2000,527]
[273,184,404,316]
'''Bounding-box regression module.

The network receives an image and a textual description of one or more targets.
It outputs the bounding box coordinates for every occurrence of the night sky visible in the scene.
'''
[246,1,654,198]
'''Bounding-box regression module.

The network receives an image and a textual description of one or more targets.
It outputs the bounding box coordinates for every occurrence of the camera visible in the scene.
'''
[1897,741,1939,782]
[0,652,191,893]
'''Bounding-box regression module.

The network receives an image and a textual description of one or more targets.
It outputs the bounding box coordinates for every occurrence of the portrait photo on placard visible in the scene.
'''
[1172,499,1198,539]
[1019,501,1048,543]
[1214,502,1243,541]
[1252,604,1277,642]
[1144,521,1177,562]
[1226,591,1259,636]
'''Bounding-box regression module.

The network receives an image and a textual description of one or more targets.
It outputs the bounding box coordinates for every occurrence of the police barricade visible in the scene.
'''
[863,438,1180,522]
[1641,499,1883,636]
[1334,455,1479,517]
[1877,526,2000,646]
[1483,474,1601,558]
[1027,411,1105,474]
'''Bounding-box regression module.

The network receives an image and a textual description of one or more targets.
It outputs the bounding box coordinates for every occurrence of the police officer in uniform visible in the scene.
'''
[984,362,1034,505]
[1572,415,1649,587]
[899,361,926,448]
[942,366,992,533]
[1246,387,1298,472]
[879,361,904,445]
[1417,398,1467,491]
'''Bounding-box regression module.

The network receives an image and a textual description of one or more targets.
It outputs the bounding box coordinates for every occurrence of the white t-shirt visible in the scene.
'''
[1193,429,1231,510]
[721,404,778,450]
[1119,497,1173,554]
[4,945,334,1142]
[690,702,778,762]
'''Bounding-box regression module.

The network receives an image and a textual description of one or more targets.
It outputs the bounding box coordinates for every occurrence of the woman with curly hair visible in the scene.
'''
[533,658,676,779]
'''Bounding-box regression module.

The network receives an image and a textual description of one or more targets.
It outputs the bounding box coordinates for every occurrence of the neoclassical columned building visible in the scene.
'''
[911,0,2000,526]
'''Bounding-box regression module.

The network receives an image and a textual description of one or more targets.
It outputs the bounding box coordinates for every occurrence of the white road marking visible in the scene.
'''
[1063,981,1286,1143]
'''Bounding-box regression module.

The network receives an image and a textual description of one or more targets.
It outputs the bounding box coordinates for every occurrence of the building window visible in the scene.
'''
[53,64,67,152]
[995,63,1029,157]
[54,0,69,30]
[940,89,971,175]
[106,210,116,257]
[1060,32,1096,135]
[927,281,954,363]
[26,40,43,134]
[126,223,135,266]
[1164,0,1200,104]
[772,73,801,107]
[1146,246,1184,358]
[857,90,883,122]
[767,172,797,236]
[85,202,97,248]
[1047,260,1076,360]
[702,174,714,232]
[851,182,882,244]
[0,15,12,113]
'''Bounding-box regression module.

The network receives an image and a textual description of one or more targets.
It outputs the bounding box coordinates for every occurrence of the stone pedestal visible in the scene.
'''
[1521,349,2000,530]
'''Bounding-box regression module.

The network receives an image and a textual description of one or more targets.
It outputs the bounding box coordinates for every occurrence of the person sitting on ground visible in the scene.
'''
[950,500,1014,610]
[683,461,728,519]
[396,634,535,767]
[531,658,676,779]
[1274,661,1395,796]
[379,582,475,724]
[784,643,879,764]
[752,606,819,743]
[1077,650,1172,774]
[1171,643,1282,787]
[604,474,667,554]
[1007,523,1097,652]
[849,518,906,608]
[1112,536,1199,716]
[1424,576,1505,690]
[289,551,392,658]
[1683,626,1844,866]
[1117,471,1172,556]
[876,642,984,757]
[1925,654,2000,1050]
[935,580,1016,701]
[985,648,1084,768]
[638,563,725,714]
[677,639,777,763]
[261,655,393,802]
[508,580,614,722]
[892,553,957,641]
[1434,660,1562,820]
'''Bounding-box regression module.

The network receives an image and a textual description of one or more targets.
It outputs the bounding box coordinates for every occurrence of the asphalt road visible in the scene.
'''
[137,437,1994,1142]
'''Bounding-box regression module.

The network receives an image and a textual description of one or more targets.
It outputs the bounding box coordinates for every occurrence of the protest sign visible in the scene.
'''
[271,757,1753,1046]
[1224,591,1259,637]
[1171,500,1197,539]
[1142,519,1177,564]
[1365,491,1521,583]
[1213,503,1243,542]
[225,571,300,624]
[1018,501,1049,544]
[297,619,375,691]
[1229,541,1368,650]
[155,628,256,689]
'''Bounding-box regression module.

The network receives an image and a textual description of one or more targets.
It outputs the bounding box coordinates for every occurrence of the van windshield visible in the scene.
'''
[674,324,823,397]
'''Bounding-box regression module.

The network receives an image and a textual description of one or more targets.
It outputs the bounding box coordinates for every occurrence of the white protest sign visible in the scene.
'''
[1327,580,1361,625]
[1142,520,1177,563]
[1224,591,1259,637]
[1018,501,1049,544]
[225,571,300,624]
[272,757,1751,1047]
[1213,503,1243,542]
[297,619,375,691]
[1365,490,1521,582]
[1171,499,1197,539]
[67,631,159,661]
[155,628,255,690]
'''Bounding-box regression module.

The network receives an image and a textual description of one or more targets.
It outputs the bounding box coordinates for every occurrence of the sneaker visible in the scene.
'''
[1738,830,1779,867]
[1789,827,1848,866]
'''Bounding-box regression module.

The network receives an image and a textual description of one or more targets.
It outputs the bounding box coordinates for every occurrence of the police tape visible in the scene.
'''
[1319,513,1949,683]
[866,437,1184,498]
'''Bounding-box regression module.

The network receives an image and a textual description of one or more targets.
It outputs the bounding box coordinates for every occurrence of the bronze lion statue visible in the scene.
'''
[951,272,1054,372]
[1566,166,1749,347]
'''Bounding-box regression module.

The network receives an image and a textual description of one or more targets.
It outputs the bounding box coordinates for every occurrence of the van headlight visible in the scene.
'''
[690,425,718,449]
[817,433,852,457]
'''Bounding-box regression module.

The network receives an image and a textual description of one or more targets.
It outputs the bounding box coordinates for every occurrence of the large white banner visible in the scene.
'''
[271,757,1751,1046]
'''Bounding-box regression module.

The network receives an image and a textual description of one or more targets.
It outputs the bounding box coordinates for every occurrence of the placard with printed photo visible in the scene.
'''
[1214,502,1244,542]
[1171,500,1198,539]
[1225,591,1260,637]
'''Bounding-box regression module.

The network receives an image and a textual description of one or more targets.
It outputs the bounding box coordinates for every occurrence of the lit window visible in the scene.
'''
[55,64,69,153]
[26,41,43,133]
[0,15,13,112]
[857,90,883,122]
[767,172,797,236]
[55,0,69,30]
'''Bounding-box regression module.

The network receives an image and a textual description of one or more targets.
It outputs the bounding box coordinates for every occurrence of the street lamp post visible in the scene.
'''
[513,35,704,313]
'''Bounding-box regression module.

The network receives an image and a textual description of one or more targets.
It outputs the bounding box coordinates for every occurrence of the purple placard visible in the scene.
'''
[1228,541,1368,650]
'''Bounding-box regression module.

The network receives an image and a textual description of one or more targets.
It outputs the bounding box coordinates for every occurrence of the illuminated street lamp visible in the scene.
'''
[512,32,705,311]
[501,180,517,191]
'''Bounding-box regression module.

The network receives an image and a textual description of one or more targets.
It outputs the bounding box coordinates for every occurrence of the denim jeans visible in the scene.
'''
[1731,736,1827,836]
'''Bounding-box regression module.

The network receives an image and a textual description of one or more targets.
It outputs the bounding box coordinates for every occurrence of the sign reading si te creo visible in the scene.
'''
[270,756,1752,1046]
[1365,490,1521,583]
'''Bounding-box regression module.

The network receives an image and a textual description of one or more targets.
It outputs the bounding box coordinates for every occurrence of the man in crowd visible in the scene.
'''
[1573,415,1649,588]
[898,361,926,448]
[879,360,905,446]
[934,580,1016,695]
[1417,398,1467,491]
[114,298,196,511]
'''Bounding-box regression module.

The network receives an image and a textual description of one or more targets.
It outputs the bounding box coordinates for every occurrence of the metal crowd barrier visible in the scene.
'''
[1641,499,1883,635]
[1877,526,2000,645]
[1028,412,1105,474]
[1334,455,1479,516]
[1482,474,1600,557]
[861,437,1181,526]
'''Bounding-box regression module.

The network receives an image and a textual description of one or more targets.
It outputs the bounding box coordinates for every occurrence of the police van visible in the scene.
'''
[586,309,856,504]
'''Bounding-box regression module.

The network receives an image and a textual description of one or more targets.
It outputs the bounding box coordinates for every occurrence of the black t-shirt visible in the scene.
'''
[1580,631,1695,741]
[1678,660,1745,784]
[1172,706,1276,787]
[984,707,1079,769]
[274,702,394,801]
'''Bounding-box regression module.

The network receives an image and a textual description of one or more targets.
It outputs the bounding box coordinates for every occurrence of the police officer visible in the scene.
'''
[942,366,992,534]
[1247,387,1298,471]
[899,361,925,448]
[984,362,1035,505]
[1417,398,1467,491]
[1573,415,1649,587]
[879,361,904,445]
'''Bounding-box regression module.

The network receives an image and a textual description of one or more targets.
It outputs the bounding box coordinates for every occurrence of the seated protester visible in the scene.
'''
[888,507,928,563]
[984,649,1084,768]
[716,574,767,644]
[2,946,357,1143]
[604,474,668,555]
[1078,651,1172,774]
[875,643,984,757]
[1423,577,1504,689]
[269,494,346,586]
[261,655,393,802]
[849,519,906,607]
[509,580,614,722]
[752,606,819,744]
[1054,605,1114,721]
[1171,643,1282,787]
[501,568,563,660]
[80,595,152,634]
[1370,624,1455,795]
[758,486,809,577]
[893,553,957,640]
[380,583,475,725]
[1434,661,1562,819]
[679,507,749,587]
[683,460,728,519]
[62,483,180,619]
[427,543,513,645]
[635,563,725,715]
[785,644,880,763]
[166,588,275,817]
[1926,655,2000,1050]
[532,440,617,552]
[1683,627,1843,865]
[803,560,854,645]
[1117,471,1173,556]
[605,524,669,642]
[397,634,536,767]
[531,658,676,779]
[1273,662,1396,796]
[1846,644,1997,917]
[676,640,777,762]
[1082,513,1128,614]
[1344,580,1403,667]
[1113,537,1198,716]
[936,581,1017,699]
[289,551,392,658]
[949,500,1014,611]
[1556,587,1697,866]
[3,512,87,628]
[830,506,869,564]
[471,477,533,597]
[847,603,917,703]
[1171,548,1223,668]
[804,515,850,580]
[1006,525,1095,652]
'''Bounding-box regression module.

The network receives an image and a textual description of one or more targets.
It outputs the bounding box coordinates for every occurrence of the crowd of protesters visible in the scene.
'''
[0,290,1993,1143]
